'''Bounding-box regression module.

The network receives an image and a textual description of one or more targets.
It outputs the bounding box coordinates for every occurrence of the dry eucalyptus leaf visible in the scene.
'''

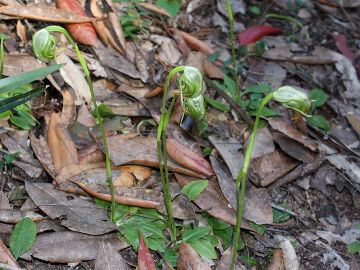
[25,182,116,235]
[177,242,211,270]
[95,241,130,270]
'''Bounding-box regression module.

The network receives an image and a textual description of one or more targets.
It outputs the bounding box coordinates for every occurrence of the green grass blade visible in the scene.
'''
[0,64,62,95]
[0,86,45,114]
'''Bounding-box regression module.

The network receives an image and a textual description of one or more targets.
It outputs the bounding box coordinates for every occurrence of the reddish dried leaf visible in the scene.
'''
[166,138,214,177]
[138,231,156,270]
[333,33,355,62]
[174,29,215,55]
[237,25,282,45]
[268,249,285,270]
[56,0,99,47]
[177,242,211,270]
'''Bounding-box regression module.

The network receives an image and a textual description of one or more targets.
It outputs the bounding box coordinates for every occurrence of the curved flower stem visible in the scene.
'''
[45,26,116,221]
[225,0,239,94]
[230,92,274,270]
[157,66,186,244]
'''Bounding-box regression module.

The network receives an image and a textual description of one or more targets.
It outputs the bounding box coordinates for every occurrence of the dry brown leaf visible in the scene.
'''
[249,150,299,187]
[175,174,252,230]
[0,239,19,267]
[0,5,98,23]
[174,29,215,55]
[3,53,46,76]
[16,20,26,43]
[0,210,44,224]
[101,134,205,178]
[210,155,273,224]
[268,118,318,151]
[268,249,285,270]
[119,165,152,182]
[177,242,211,270]
[216,247,246,270]
[95,240,130,270]
[347,112,360,137]
[138,2,171,17]
[25,182,116,235]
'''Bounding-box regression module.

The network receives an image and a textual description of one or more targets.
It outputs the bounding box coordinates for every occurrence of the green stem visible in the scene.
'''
[225,0,239,94]
[45,26,116,221]
[157,66,186,244]
[230,92,274,270]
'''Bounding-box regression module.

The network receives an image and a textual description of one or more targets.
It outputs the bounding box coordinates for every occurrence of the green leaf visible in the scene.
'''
[181,180,208,201]
[250,107,280,117]
[307,115,331,132]
[249,5,261,15]
[0,64,62,95]
[205,214,231,230]
[356,224,360,230]
[224,75,238,98]
[3,152,20,164]
[9,217,36,259]
[164,248,178,267]
[156,0,180,16]
[208,51,220,62]
[0,87,45,114]
[240,255,257,266]
[123,227,139,250]
[95,198,110,208]
[242,83,271,96]
[348,241,360,254]
[309,89,328,109]
[204,95,231,112]
[202,147,212,157]
[182,226,212,243]
[190,239,217,259]
[97,104,115,118]
[146,238,165,252]
[249,221,266,235]
[272,206,291,223]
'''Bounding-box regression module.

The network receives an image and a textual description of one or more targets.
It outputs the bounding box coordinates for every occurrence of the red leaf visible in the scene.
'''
[333,33,355,62]
[166,138,214,177]
[56,0,99,47]
[138,230,156,270]
[237,25,281,45]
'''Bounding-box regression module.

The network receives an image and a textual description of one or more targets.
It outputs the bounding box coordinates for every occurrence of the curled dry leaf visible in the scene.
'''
[56,0,99,47]
[174,29,215,55]
[0,5,98,23]
[67,180,162,209]
[138,2,171,17]
[177,242,211,270]
[101,134,205,178]
[237,25,282,45]
[166,138,214,177]
[119,165,152,182]
[138,231,156,270]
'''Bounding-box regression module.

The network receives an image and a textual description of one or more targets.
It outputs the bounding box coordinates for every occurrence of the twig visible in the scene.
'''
[271,203,298,217]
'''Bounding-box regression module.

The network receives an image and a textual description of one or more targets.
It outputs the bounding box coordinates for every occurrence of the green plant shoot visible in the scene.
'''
[230,85,312,270]
[32,26,116,220]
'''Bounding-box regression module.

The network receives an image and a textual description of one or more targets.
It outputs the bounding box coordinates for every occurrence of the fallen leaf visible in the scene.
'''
[3,53,46,76]
[245,127,275,159]
[318,0,360,8]
[268,249,285,270]
[210,156,273,224]
[0,210,44,224]
[0,191,11,209]
[237,25,281,45]
[347,112,360,137]
[279,239,299,270]
[177,242,211,270]
[138,231,156,270]
[167,138,214,177]
[0,239,19,267]
[175,174,252,230]
[208,135,243,179]
[25,182,116,235]
[327,154,360,184]
[55,53,91,105]
[273,133,317,163]
[16,20,26,43]
[268,118,318,151]
[216,247,246,270]
[56,0,99,47]
[120,165,152,182]
[95,240,130,270]
[0,5,98,23]
[100,134,205,178]
[249,150,299,187]
[138,2,171,17]
[174,29,215,55]
[23,231,129,263]
[333,33,355,62]
[0,130,43,178]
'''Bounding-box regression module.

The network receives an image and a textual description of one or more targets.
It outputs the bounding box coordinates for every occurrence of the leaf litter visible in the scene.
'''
[0,0,360,269]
